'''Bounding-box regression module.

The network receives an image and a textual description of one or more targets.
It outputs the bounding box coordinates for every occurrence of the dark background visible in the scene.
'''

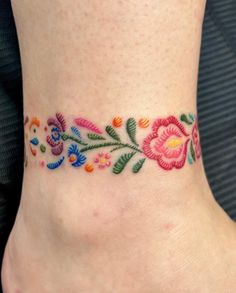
[0,0,236,291]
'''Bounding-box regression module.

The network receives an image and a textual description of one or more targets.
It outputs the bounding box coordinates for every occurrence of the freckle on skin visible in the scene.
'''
[93,209,99,218]
[163,222,175,232]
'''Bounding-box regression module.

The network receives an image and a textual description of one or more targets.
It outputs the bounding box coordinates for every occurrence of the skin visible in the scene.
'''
[2,0,236,292]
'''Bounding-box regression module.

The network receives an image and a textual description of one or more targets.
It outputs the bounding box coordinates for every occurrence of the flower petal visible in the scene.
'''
[142,133,159,160]
[52,142,64,155]
[72,153,86,167]
[47,117,62,132]
[157,139,190,170]
[56,113,66,132]
[152,116,189,137]
[154,125,184,159]
[47,135,59,147]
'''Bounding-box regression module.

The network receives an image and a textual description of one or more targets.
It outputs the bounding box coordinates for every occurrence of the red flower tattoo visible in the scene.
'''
[142,116,190,170]
[192,120,201,159]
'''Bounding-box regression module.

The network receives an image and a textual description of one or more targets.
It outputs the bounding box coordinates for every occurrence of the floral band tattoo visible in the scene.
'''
[24,113,201,173]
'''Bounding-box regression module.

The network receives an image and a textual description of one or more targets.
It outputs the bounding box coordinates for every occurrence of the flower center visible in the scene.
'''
[100,158,107,164]
[69,154,77,163]
[166,138,183,148]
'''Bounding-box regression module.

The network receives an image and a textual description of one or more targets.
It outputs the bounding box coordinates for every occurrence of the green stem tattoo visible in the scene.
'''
[62,134,88,146]
[80,142,143,153]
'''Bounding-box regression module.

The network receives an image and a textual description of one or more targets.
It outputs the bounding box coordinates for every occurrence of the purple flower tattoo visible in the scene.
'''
[47,113,67,156]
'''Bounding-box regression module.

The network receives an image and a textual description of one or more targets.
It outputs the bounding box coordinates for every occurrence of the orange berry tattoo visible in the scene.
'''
[84,163,94,172]
[138,118,150,128]
[112,117,123,128]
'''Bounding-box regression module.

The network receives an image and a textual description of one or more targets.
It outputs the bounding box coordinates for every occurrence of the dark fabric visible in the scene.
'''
[0,1,24,291]
[198,1,236,220]
[0,0,236,291]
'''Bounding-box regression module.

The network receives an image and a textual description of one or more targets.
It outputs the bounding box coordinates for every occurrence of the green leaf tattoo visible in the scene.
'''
[180,114,193,125]
[190,140,196,161]
[188,113,195,122]
[132,158,146,173]
[113,152,136,174]
[40,145,46,153]
[126,118,139,146]
[87,133,106,140]
[105,125,121,141]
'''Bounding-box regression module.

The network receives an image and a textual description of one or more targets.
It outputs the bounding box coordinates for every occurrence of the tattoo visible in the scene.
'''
[24,113,201,173]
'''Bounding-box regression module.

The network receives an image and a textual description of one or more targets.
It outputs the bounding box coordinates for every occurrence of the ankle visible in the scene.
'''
[20,162,216,250]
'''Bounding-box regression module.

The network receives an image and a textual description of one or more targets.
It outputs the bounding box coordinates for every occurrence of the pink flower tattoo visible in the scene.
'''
[94,152,112,169]
[142,116,190,170]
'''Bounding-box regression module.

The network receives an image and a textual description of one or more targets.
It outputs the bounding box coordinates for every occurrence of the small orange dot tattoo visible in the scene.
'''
[138,118,150,128]
[85,163,94,172]
[112,117,123,127]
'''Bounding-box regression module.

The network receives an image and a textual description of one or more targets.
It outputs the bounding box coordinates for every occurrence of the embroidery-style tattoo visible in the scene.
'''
[25,113,201,173]
[24,116,47,168]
